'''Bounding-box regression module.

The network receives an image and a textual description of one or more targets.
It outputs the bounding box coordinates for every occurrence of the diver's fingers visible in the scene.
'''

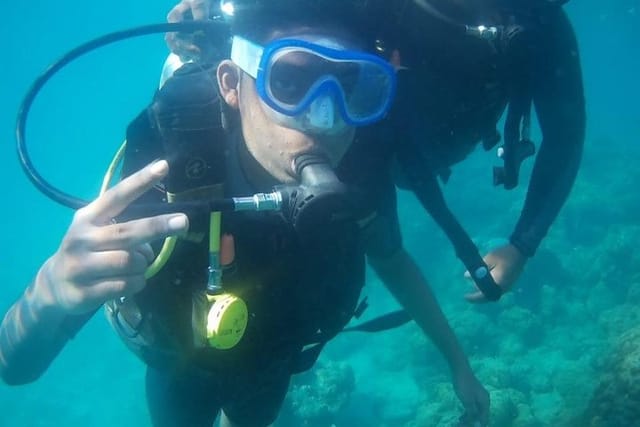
[479,407,490,427]
[166,2,190,54]
[66,249,151,283]
[464,290,489,304]
[458,400,487,427]
[167,1,191,23]
[189,0,211,20]
[83,160,169,225]
[136,243,155,265]
[166,36,200,60]
[473,402,489,427]
[463,272,485,302]
[467,403,483,426]
[84,274,148,302]
[88,214,188,252]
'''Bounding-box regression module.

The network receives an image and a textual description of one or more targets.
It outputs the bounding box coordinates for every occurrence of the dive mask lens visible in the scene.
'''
[231,36,397,127]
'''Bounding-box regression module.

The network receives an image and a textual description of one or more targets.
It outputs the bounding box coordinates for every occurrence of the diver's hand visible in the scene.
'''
[453,367,490,427]
[34,161,189,316]
[464,243,526,303]
[166,0,213,59]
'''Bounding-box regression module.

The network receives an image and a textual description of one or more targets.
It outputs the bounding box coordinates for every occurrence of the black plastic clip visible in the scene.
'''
[493,138,536,190]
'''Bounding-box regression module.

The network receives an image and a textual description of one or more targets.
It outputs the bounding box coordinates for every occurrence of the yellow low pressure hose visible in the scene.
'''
[100,141,177,279]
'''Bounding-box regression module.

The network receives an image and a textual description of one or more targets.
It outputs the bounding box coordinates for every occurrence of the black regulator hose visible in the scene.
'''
[278,153,355,239]
[15,20,228,210]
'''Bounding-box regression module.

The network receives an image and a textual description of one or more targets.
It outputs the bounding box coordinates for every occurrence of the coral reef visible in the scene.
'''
[576,326,640,427]
[285,360,356,426]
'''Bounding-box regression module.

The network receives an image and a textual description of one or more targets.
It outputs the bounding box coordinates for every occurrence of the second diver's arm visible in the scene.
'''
[510,7,586,257]
[368,246,490,424]
[357,166,489,423]
[368,248,473,376]
[344,116,489,421]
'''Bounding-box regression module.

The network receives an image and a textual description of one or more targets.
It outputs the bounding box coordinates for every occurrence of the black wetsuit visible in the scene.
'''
[108,65,402,427]
[375,1,585,258]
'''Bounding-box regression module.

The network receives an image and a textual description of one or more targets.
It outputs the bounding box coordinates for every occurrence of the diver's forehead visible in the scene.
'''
[266,25,363,49]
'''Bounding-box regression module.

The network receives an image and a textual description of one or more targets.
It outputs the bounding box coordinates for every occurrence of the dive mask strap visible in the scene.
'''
[230,35,263,78]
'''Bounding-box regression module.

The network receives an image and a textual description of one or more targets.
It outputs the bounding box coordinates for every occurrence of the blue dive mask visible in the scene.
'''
[231,35,396,133]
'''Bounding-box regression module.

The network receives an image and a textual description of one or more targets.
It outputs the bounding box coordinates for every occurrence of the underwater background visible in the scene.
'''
[0,1,638,426]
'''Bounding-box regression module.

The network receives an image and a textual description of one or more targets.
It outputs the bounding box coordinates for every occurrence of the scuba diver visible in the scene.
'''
[168,0,585,303]
[0,1,489,426]
[382,0,586,303]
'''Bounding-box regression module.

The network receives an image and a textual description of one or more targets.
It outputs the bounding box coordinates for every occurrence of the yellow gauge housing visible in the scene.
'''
[206,294,248,349]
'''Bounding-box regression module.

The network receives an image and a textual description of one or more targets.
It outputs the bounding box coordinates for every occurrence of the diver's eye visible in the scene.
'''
[269,63,316,105]
[271,77,304,103]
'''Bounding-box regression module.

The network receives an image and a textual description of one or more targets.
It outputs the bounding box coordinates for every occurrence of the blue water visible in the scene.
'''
[1,1,638,426]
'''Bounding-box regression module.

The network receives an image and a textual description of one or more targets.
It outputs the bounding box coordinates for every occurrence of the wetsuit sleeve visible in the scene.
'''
[510,8,585,257]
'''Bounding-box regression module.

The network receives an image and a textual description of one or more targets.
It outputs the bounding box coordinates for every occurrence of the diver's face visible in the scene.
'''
[217,26,359,184]
[238,69,355,183]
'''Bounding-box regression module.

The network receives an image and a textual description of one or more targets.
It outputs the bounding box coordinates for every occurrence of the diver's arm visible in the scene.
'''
[0,161,189,385]
[510,8,586,257]
[0,268,93,385]
[368,248,472,374]
[368,247,490,424]
[360,176,473,377]
[359,169,489,423]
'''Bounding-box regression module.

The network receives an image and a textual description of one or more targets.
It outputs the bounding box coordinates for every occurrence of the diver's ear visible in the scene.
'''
[217,60,241,109]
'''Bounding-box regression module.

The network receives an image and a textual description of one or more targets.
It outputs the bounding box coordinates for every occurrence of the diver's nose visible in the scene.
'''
[307,95,337,130]
[305,94,351,137]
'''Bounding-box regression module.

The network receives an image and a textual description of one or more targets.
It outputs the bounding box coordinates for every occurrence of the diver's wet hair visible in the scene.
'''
[221,0,389,49]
